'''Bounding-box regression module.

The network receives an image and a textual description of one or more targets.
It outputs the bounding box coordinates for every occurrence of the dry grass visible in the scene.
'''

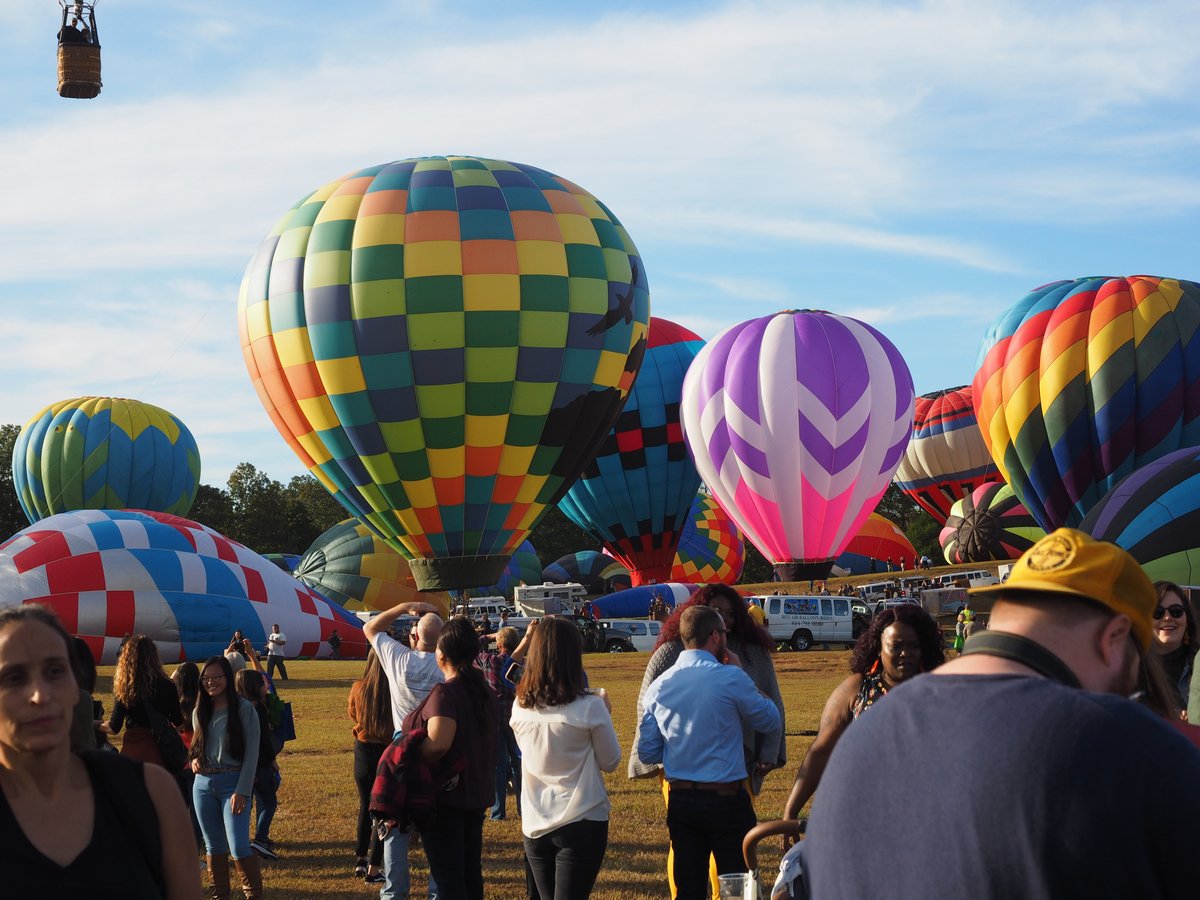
[97,650,850,899]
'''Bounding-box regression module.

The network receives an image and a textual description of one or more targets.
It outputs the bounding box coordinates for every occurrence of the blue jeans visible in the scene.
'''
[382,828,440,899]
[254,767,280,842]
[194,770,252,859]
[490,722,521,820]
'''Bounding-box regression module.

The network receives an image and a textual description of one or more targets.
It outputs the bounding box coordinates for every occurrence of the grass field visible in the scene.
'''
[96,649,850,899]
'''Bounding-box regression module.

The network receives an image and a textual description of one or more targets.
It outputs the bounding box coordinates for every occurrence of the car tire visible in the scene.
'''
[606,641,628,653]
[791,630,812,652]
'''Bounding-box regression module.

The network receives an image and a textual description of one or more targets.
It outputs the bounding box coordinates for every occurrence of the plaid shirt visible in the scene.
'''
[369,727,465,833]
[475,649,517,723]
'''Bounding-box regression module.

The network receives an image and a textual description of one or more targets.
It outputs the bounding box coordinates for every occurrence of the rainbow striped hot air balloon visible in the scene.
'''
[939,482,1045,564]
[670,493,744,585]
[543,551,631,594]
[973,276,1200,531]
[834,513,916,575]
[13,397,201,524]
[893,386,998,525]
[238,156,649,590]
[681,310,914,581]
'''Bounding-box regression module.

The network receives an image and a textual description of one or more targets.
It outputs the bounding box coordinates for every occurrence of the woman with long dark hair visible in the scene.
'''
[1150,581,1196,714]
[0,604,202,899]
[172,661,203,848]
[106,635,184,768]
[236,669,280,861]
[401,617,496,900]
[191,655,261,899]
[781,603,944,828]
[511,618,621,899]
[348,650,392,881]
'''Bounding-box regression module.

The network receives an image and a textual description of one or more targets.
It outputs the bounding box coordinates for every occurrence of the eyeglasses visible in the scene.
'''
[201,675,226,685]
[1154,604,1186,620]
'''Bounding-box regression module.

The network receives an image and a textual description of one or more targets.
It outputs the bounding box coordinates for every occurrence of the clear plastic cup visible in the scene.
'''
[717,872,749,898]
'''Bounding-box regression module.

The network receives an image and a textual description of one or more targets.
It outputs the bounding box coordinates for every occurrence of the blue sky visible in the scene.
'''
[0,0,1197,488]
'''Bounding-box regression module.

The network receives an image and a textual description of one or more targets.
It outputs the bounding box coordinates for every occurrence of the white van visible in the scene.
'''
[750,595,855,651]
[856,581,896,602]
[599,619,662,652]
[934,570,1000,589]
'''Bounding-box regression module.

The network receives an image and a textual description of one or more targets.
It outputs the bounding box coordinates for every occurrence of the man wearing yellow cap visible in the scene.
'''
[801,529,1200,900]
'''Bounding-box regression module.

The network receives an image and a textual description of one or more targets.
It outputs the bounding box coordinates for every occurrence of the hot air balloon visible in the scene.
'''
[591,583,701,619]
[13,396,201,524]
[893,386,997,524]
[462,539,541,600]
[670,492,744,585]
[263,553,301,574]
[543,551,631,594]
[294,519,451,616]
[238,156,650,591]
[939,482,1045,564]
[973,276,1200,531]
[681,310,914,581]
[1080,446,1200,585]
[558,318,704,584]
[834,513,916,576]
[0,509,365,664]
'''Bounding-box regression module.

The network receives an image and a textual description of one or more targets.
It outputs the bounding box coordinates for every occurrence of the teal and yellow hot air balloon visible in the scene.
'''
[238,156,650,590]
[13,397,201,524]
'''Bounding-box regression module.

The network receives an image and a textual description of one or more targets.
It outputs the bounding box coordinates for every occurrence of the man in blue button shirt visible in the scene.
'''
[637,605,782,899]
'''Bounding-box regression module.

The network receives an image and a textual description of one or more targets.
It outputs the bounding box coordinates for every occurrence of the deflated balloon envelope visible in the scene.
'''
[14,396,201,524]
[543,550,631,595]
[681,310,914,581]
[973,276,1200,531]
[238,156,649,591]
[939,482,1045,564]
[834,513,916,575]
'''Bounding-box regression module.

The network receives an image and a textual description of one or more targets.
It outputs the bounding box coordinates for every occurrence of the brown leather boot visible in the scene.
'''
[232,853,264,899]
[206,854,231,900]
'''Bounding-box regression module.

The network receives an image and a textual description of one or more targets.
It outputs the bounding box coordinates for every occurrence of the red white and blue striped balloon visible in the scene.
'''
[680,310,914,580]
[0,509,366,664]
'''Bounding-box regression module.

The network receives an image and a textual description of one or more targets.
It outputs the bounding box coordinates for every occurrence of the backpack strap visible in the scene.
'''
[960,631,1081,689]
[80,751,165,893]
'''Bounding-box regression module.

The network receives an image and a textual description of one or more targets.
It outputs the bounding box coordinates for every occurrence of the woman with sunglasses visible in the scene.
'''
[1150,581,1195,715]
[191,656,262,899]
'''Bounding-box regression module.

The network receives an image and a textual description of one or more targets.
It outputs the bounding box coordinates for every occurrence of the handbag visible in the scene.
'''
[141,700,188,773]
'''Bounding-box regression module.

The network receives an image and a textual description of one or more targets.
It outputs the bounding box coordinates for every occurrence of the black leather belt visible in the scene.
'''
[668,779,743,793]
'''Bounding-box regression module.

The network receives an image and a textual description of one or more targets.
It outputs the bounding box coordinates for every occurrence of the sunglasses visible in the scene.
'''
[1153,604,1186,621]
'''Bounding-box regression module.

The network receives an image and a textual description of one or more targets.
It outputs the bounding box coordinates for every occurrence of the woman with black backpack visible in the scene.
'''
[105,635,185,769]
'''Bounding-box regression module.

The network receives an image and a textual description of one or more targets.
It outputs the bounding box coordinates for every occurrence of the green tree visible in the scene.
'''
[738,540,774,584]
[0,424,29,541]
[226,462,291,553]
[285,475,346,535]
[188,483,235,535]
[874,482,922,530]
[528,506,595,569]
[906,512,942,562]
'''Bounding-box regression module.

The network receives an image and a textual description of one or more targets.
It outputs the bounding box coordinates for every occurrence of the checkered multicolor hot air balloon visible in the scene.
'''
[0,509,365,664]
[295,518,450,616]
[1080,446,1200,585]
[893,386,997,525]
[13,397,201,524]
[681,310,914,581]
[238,156,649,591]
[834,513,916,575]
[670,493,744,585]
[559,318,704,584]
[973,276,1200,531]
[543,551,631,594]
[939,482,1045,564]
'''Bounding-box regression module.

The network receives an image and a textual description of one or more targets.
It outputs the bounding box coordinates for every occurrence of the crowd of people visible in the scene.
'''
[4,531,1200,899]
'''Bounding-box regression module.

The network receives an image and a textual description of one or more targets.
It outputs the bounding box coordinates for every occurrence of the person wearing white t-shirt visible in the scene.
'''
[266,625,288,682]
[363,601,445,900]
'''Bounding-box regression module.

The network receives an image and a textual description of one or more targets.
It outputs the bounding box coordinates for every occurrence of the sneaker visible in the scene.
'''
[364,872,385,884]
[250,839,280,860]
[354,857,368,878]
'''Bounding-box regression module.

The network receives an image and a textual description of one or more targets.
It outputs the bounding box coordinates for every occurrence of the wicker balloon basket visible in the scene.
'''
[57,43,102,99]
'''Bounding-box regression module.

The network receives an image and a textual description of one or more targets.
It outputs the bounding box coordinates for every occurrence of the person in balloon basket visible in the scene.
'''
[265,625,288,683]
[801,529,1200,900]
[363,601,447,900]
[636,605,781,900]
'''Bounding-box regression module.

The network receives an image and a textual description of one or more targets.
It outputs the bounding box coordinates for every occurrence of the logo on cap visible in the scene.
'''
[1025,534,1076,572]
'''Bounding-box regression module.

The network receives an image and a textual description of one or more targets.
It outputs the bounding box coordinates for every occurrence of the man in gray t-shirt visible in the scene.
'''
[363,602,445,900]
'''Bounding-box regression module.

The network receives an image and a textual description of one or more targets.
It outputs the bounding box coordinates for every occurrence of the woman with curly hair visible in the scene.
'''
[629,584,784,897]
[781,603,943,828]
[105,635,184,768]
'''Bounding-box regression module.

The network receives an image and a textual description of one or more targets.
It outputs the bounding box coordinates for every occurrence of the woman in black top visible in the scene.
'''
[1150,580,1196,714]
[106,635,184,770]
[0,604,202,899]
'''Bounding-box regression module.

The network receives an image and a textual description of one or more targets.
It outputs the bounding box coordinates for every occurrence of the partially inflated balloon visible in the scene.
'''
[973,276,1200,531]
[939,482,1044,564]
[1080,447,1200,585]
[834,513,916,575]
[893,386,997,524]
[670,493,744,585]
[543,551,631,594]
[14,397,201,524]
[559,318,703,584]
[238,156,649,590]
[681,310,914,580]
[0,510,364,664]
[295,519,450,615]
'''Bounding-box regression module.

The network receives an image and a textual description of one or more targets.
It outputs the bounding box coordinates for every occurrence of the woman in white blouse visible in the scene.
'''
[510,618,621,900]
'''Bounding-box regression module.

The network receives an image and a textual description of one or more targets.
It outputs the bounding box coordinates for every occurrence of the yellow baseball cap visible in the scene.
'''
[970,528,1157,650]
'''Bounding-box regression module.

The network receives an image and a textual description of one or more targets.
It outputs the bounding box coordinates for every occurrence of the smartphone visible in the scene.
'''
[503,660,524,684]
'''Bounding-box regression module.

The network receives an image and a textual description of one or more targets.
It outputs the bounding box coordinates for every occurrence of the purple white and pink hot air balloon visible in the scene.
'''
[680,310,914,581]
